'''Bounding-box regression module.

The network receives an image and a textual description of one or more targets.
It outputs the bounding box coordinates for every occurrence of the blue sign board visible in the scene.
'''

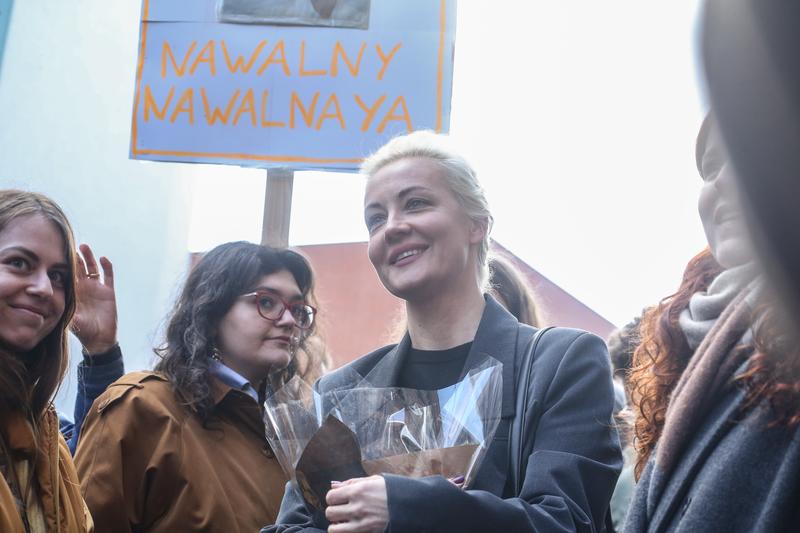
[130,0,456,171]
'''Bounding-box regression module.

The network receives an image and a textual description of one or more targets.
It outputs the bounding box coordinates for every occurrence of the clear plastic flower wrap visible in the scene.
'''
[263,357,503,515]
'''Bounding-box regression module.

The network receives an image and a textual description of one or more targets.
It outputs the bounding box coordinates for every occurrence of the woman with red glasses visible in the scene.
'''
[75,241,328,533]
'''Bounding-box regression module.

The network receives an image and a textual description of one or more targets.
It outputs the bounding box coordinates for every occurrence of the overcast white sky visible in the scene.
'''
[188,1,709,327]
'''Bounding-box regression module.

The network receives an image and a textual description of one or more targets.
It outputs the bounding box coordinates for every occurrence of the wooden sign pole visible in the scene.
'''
[261,168,294,247]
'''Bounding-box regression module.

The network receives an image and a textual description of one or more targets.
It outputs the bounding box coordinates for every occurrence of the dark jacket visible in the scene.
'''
[624,370,800,533]
[75,371,288,533]
[264,297,622,532]
[59,344,125,454]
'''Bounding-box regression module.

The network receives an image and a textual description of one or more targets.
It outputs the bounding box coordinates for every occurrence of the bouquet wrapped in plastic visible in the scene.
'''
[263,358,503,517]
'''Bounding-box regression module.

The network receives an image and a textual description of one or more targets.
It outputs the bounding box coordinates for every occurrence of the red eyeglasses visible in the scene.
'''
[239,290,316,329]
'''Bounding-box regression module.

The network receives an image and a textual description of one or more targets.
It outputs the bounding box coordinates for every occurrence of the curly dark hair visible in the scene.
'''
[628,248,723,478]
[154,241,328,424]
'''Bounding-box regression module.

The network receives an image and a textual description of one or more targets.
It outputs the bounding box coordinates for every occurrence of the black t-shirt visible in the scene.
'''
[396,341,473,390]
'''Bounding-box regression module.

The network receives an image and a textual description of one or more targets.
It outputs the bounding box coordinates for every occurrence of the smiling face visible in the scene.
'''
[215,269,303,384]
[697,125,754,269]
[0,214,69,353]
[364,157,485,302]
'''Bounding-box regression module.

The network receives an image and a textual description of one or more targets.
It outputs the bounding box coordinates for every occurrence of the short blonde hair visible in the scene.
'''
[361,131,493,287]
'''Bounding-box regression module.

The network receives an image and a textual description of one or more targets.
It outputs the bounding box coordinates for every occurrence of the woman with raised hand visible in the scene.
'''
[0,189,92,532]
[75,241,327,532]
[625,116,800,531]
[267,131,622,533]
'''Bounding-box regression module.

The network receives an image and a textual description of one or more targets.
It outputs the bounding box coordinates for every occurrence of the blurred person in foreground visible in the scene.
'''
[624,116,800,532]
[702,0,800,328]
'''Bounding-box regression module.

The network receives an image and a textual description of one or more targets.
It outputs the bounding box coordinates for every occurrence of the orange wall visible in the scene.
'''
[298,242,404,368]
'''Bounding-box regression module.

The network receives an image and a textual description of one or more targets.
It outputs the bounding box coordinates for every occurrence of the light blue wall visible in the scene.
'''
[0,1,201,415]
[0,0,12,75]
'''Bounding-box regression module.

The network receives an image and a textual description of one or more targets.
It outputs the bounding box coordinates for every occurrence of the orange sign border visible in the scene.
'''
[130,0,449,166]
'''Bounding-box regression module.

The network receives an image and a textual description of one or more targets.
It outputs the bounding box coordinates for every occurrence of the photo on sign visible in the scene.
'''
[218,0,370,29]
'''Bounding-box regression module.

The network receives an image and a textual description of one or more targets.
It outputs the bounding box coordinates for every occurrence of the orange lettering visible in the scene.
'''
[200,88,240,125]
[290,91,320,128]
[299,41,328,76]
[161,41,197,78]
[377,95,412,133]
[143,85,175,121]
[257,41,290,76]
[354,94,386,132]
[375,43,402,81]
[233,89,257,126]
[315,93,346,130]
[221,40,267,74]
[190,40,217,76]
[260,91,286,128]
[331,41,366,77]
[170,88,195,124]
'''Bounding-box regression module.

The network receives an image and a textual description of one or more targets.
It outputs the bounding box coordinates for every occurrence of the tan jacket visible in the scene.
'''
[75,371,288,533]
[0,406,93,533]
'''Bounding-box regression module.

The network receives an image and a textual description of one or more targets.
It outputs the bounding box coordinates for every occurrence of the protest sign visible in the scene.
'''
[130,0,456,171]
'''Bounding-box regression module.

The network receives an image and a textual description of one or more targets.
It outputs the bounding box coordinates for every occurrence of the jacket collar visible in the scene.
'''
[210,373,266,407]
[359,333,412,388]
[209,360,261,404]
[464,295,521,419]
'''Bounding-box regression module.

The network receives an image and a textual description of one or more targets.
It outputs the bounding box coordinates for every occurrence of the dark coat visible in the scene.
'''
[624,373,800,533]
[264,297,622,532]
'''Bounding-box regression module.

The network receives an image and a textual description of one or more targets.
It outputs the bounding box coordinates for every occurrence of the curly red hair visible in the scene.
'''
[628,248,723,478]
[629,249,800,479]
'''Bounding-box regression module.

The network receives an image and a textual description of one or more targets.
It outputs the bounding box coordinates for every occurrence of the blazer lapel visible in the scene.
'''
[465,297,522,495]
[464,297,520,417]
[360,333,412,387]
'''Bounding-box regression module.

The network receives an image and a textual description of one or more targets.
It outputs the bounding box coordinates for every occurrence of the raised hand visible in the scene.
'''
[71,243,118,355]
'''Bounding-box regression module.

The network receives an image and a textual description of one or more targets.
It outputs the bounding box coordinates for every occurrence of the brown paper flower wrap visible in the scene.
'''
[264,359,503,517]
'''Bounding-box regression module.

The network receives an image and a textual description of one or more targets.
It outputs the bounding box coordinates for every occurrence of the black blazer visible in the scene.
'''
[263,297,622,532]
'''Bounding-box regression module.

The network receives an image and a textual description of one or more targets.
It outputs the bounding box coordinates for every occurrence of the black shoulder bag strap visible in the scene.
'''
[508,326,553,495]
[508,326,617,533]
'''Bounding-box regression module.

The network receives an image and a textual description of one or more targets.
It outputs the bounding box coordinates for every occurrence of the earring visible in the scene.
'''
[210,347,223,362]
[290,336,300,355]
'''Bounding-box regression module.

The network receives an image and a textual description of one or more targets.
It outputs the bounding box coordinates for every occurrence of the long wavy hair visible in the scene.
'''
[628,248,723,478]
[154,241,328,424]
[0,190,78,421]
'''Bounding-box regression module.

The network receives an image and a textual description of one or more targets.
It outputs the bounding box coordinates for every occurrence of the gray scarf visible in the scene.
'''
[678,264,757,350]
[653,265,760,488]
